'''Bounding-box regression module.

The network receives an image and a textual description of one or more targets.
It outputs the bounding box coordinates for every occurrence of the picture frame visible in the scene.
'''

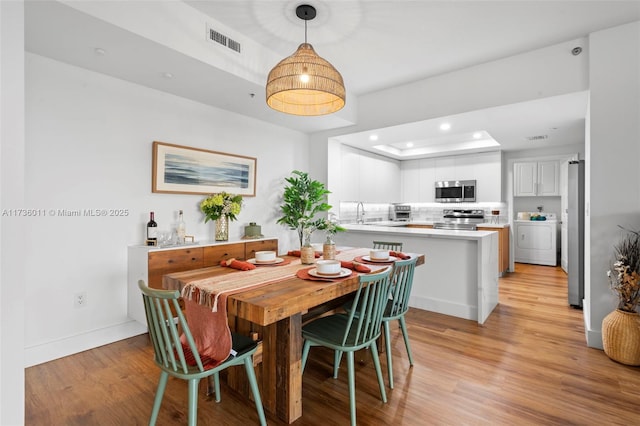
[152,141,257,196]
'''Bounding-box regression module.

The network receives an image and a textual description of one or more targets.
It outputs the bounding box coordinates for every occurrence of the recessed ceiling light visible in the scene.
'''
[369,134,379,141]
[406,142,414,148]
[440,122,451,131]
[162,72,174,79]
[473,132,482,139]
[94,47,106,56]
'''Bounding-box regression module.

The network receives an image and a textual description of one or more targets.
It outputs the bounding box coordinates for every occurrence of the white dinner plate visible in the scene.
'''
[308,268,352,278]
[362,255,398,263]
[247,257,284,265]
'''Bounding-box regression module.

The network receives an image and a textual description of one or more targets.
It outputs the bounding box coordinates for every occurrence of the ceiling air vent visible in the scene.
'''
[227,39,241,53]
[207,25,241,54]
[526,135,549,141]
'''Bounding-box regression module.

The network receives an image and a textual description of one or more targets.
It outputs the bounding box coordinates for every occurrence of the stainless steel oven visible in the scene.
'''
[435,180,476,203]
[433,209,485,230]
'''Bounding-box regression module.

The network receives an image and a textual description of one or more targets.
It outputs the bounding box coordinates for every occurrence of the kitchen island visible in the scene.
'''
[335,224,499,324]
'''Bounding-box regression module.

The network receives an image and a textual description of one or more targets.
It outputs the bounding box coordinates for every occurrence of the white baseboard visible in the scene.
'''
[24,320,147,368]
[409,295,476,322]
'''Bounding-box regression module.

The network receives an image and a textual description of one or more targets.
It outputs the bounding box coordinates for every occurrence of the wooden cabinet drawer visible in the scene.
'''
[204,243,246,266]
[148,248,204,288]
[245,239,279,259]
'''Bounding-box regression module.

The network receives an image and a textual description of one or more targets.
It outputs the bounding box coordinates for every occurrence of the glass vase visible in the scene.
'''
[215,214,229,241]
[323,236,336,260]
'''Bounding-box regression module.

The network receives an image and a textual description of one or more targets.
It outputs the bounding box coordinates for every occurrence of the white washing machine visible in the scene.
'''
[514,213,558,266]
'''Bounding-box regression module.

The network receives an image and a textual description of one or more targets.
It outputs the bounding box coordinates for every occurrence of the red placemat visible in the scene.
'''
[296,267,356,282]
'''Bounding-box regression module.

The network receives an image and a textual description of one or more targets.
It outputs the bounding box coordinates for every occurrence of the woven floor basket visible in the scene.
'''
[602,309,640,366]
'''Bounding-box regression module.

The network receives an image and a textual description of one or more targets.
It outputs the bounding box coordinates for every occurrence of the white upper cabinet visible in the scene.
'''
[401,158,436,202]
[474,152,502,201]
[339,145,400,203]
[339,145,361,202]
[338,144,502,204]
[360,153,401,202]
[401,159,421,202]
[537,161,560,196]
[514,160,560,196]
[453,155,477,181]
[419,158,436,202]
[401,151,502,202]
[514,162,537,196]
[434,157,456,181]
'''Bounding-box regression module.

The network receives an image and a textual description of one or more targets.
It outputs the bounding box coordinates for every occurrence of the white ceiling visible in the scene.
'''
[24,1,640,158]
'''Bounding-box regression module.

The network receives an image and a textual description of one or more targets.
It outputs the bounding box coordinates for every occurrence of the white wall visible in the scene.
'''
[586,21,640,347]
[23,53,309,366]
[352,37,588,133]
[1,1,26,424]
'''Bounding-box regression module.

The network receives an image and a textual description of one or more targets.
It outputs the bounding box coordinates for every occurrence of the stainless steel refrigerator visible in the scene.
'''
[568,160,585,308]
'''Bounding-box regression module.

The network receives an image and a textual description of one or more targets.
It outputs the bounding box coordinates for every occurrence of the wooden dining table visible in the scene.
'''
[163,247,424,424]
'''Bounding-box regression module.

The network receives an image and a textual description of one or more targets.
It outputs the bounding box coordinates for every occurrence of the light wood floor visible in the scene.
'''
[25,264,640,425]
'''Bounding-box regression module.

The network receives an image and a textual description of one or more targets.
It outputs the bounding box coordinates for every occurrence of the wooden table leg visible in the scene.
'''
[275,313,302,423]
[253,314,303,423]
[227,314,303,424]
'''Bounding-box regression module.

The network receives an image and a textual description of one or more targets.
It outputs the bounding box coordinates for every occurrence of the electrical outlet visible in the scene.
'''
[74,291,87,308]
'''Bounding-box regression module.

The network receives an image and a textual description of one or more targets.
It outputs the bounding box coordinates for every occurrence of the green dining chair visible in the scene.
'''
[379,256,418,388]
[138,280,267,426]
[301,267,393,426]
[373,241,403,251]
[336,256,418,389]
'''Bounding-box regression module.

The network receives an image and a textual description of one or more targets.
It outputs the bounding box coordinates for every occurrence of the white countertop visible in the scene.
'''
[350,220,509,229]
[129,236,275,251]
[342,223,497,240]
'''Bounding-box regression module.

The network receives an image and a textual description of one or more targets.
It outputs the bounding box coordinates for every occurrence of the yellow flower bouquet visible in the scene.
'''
[200,192,242,223]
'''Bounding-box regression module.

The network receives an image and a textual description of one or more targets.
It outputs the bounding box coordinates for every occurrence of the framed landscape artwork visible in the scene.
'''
[152,141,257,196]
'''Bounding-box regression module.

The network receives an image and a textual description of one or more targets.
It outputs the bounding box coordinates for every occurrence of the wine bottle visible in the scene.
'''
[177,210,186,244]
[147,211,158,245]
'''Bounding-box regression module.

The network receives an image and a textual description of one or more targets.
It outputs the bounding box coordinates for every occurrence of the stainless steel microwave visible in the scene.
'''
[435,180,476,203]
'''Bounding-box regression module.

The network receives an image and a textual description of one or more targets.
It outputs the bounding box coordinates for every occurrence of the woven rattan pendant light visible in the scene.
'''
[266,4,345,116]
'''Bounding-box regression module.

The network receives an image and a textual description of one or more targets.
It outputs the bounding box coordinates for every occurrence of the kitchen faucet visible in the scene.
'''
[356,202,365,224]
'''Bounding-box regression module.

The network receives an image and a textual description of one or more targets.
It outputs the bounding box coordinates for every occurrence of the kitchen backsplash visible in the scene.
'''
[339,201,508,223]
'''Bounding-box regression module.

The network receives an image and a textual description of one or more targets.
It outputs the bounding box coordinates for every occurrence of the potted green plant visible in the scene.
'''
[277,170,335,248]
[602,226,640,365]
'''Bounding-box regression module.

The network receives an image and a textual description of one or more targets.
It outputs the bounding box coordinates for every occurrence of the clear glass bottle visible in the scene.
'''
[177,210,186,244]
